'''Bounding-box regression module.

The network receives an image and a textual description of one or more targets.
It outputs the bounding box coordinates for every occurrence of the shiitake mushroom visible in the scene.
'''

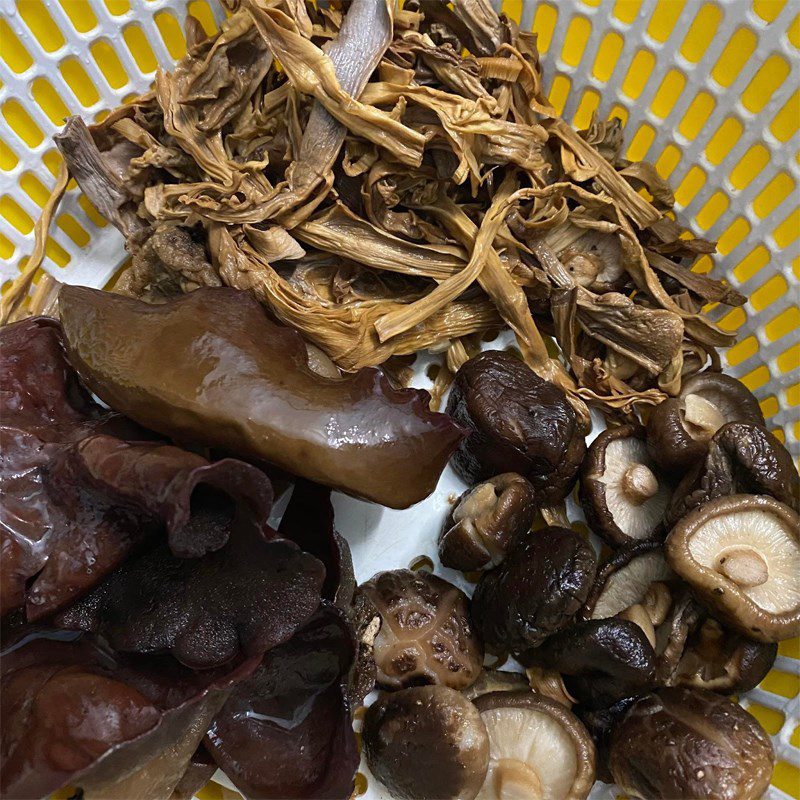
[446,351,585,505]
[359,569,483,690]
[471,526,596,659]
[363,686,490,800]
[609,687,775,800]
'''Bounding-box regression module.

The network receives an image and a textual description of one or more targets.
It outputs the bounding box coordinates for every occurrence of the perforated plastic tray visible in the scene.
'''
[0,0,798,798]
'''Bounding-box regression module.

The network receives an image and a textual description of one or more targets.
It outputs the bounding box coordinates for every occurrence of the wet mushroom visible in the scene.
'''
[446,351,586,505]
[666,494,800,642]
[525,666,577,708]
[580,425,671,547]
[670,617,777,694]
[575,697,639,784]
[471,527,596,659]
[609,687,775,800]
[473,691,596,800]
[439,473,537,571]
[647,372,765,474]
[463,670,529,701]
[667,421,800,527]
[359,569,483,690]
[526,618,656,709]
[363,685,490,800]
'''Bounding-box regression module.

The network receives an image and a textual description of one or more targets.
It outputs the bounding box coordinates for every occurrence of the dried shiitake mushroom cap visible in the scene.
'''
[581,425,671,547]
[583,540,675,622]
[473,691,596,800]
[609,687,775,800]
[666,494,800,642]
[363,686,490,800]
[439,473,537,571]
[647,372,765,474]
[360,569,483,690]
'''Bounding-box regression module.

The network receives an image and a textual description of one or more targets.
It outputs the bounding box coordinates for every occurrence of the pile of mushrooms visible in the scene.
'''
[360,352,797,800]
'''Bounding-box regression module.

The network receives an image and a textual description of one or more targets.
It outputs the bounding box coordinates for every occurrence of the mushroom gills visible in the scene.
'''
[591,551,674,620]
[477,707,578,800]
[688,508,800,613]
[599,439,670,539]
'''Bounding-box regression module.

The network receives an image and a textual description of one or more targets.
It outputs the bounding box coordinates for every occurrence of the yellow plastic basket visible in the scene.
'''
[1,1,798,798]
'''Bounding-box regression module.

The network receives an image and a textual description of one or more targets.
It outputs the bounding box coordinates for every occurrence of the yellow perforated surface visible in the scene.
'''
[0,1,798,798]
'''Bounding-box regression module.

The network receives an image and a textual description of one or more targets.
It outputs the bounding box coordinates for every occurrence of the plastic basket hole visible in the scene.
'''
[742,54,791,114]
[680,3,723,63]
[716,217,750,256]
[353,773,368,796]
[607,104,629,126]
[728,144,770,192]
[654,143,681,179]
[90,40,129,90]
[789,13,800,49]
[17,0,65,53]
[45,238,71,269]
[408,555,434,573]
[104,0,131,15]
[19,173,51,207]
[592,31,624,83]
[0,138,19,172]
[56,213,91,247]
[711,28,758,89]
[750,274,788,312]
[774,208,800,248]
[759,394,779,420]
[59,58,100,108]
[548,74,571,116]
[0,20,33,73]
[734,245,770,283]
[572,89,600,130]
[770,89,800,143]
[154,10,188,60]
[794,255,800,282]
[691,255,714,275]
[425,363,440,382]
[753,172,795,219]
[531,4,558,54]
[561,15,592,68]
[695,191,729,232]
[760,669,800,699]
[753,0,788,24]
[726,335,758,367]
[773,762,800,799]
[123,25,159,74]
[0,196,33,235]
[625,123,656,162]
[646,0,686,43]
[621,49,655,100]
[678,91,715,141]
[740,364,770,392]
[793,724,800,749]
[747,703,785,735]
[58,0,98,34]
[2,100,43,148]
[786,384,800,409]
[650,69,686,119]
[31,78,70,126]
[674,165,706,207]
[777,342,799,374]
[78,194,109,228]
[0,233,15,261]
[188,0,220,37]
[704,118,744,166]
[613,0,643,25]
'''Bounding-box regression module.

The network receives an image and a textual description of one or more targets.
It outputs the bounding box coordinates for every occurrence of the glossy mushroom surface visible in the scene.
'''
[439,474,537,571]
[609,688,775,800]
[666,494,800,641]
[647,372,764,474]
[57,285,465,509]
[359,569,483,690]
[446,351,585,504]
[363,686,490,800]
[473,691,596,800]
[580,425,671,547]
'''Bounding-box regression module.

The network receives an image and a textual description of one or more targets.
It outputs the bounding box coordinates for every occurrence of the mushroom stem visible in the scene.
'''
[493,759,543,800]
[717,548,769,588]
[621,464,659,505]
[619,603,657,648]
[642,582,672,627]
[682,394,726,441]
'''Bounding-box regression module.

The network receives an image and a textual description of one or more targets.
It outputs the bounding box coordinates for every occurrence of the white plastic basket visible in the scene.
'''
[0,1,798,798]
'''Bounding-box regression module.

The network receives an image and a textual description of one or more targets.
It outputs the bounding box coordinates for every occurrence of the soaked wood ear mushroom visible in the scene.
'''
[609,687,775,800]
[439,473,537,571]
[359,569,483,690]
[473,691,596,800]
[666,494,800,642]
[57,285,465,509]
[363,686,490,800]
[580,425,671,547]
[446,351,586,505]
[646,372,765,474]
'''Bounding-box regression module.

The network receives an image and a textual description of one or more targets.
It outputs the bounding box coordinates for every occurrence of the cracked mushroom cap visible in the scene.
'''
[609,687,775,800]
[647,372,765,474]
[439,474,537,572]
[359,569,483,690]
[581,425,672,547]
[666,494,800,642]
[473,691,596,800]
[363,685,490,800]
